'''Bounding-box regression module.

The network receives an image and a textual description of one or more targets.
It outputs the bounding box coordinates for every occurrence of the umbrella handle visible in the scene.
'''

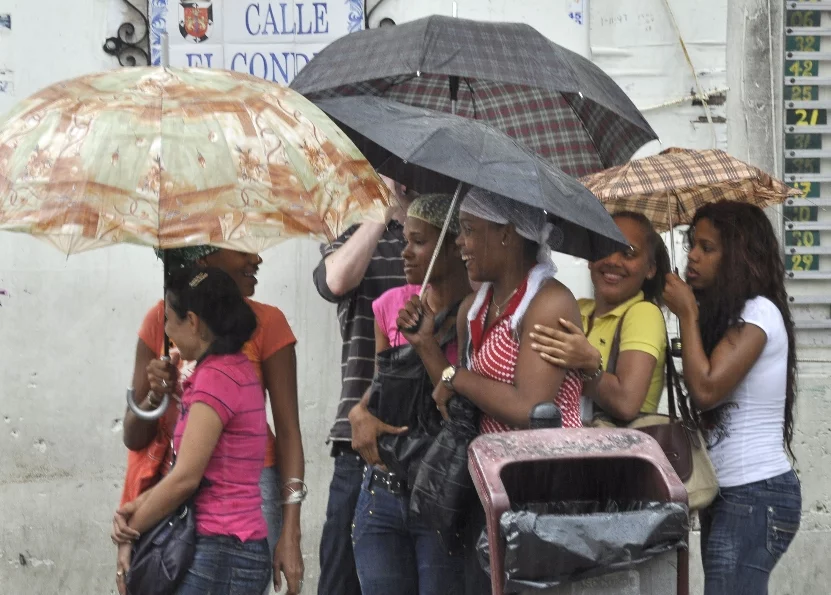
[126,388,170,420]
[400,311,424,335]
[125,354,172,420]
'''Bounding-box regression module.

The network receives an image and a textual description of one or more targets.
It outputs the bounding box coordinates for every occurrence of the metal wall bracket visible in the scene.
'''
[103,0,151,66]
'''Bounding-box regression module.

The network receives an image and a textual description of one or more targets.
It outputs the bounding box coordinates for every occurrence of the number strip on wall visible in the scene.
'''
[784,1,831,328]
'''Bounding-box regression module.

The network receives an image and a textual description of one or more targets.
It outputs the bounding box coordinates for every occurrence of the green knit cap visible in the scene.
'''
[407,193,460,236]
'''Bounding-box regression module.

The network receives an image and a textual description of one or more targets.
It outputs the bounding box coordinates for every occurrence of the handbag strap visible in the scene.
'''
[605,310,628,375]
[604,308,680,423]
[664,336,679,422]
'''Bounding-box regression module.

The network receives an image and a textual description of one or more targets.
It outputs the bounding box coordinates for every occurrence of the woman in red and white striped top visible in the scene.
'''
[398,188,584,594]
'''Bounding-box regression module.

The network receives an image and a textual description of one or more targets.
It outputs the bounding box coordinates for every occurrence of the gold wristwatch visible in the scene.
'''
[579,355,604,383]
[441,365,458,390]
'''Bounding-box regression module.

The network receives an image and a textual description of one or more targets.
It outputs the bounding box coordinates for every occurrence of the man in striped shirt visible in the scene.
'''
[312,178,410,595]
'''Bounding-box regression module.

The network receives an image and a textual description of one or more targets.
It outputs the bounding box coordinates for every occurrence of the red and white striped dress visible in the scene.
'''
[468,278,583,433]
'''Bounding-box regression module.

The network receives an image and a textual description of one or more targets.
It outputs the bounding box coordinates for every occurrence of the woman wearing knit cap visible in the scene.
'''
[116,247,306,595]
[349,194,470,595]
[397,187,583,593]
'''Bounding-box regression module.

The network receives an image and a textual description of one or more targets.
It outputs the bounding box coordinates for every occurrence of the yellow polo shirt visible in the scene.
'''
[578,291,666,413]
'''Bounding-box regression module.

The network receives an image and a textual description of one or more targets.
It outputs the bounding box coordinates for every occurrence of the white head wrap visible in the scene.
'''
[460,187,563,337]
[460,187,563,263]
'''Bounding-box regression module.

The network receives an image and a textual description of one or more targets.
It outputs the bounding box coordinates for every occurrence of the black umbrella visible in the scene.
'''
[291,15,657,177]
[316,95,627,262]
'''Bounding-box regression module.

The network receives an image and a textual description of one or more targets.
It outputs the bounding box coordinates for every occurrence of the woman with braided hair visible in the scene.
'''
[397,187,584,593]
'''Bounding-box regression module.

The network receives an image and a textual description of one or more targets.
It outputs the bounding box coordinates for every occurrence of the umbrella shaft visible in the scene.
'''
[161,33,170,67]
[666,197,681,336]
[420,182,464,300]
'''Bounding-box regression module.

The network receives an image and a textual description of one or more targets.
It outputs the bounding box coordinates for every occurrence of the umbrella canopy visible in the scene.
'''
[315,95,627,262]
[581,147,799,232]
[291,15,657,177]
[0,67,389,255]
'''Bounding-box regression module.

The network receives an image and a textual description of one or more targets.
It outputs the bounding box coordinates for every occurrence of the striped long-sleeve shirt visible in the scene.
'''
[313,222,406,442]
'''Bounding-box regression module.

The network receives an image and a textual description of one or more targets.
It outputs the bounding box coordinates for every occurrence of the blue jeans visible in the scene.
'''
[700,470,801,595]
[260,466,283,595]
[174,535,271,595]
[318,448,365,595]
[352,468,465,595]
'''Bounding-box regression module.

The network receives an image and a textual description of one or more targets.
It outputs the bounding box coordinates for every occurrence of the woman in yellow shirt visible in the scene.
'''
[530,212,671,422]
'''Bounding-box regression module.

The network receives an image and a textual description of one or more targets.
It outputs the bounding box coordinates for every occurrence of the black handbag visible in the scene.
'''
[408,393,479,545]
[408,327,480,546]
[368,304,460,490]
[125,453,199,595]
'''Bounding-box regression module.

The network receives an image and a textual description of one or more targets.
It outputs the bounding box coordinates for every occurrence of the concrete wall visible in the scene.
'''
[0,0,826,593]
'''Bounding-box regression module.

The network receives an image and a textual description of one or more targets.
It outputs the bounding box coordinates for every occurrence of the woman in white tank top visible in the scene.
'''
[663,201,800,595]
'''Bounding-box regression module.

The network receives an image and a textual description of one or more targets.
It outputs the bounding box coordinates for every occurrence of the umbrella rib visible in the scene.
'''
[560,94,606,168]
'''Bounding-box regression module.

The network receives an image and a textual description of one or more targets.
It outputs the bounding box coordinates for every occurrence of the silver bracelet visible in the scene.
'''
[280,478,308,505]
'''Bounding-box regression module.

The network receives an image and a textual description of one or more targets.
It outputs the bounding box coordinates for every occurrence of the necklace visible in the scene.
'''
[491,287,519,318]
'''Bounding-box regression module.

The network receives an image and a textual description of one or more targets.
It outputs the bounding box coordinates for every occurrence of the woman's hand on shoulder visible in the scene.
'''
[530,318,600,372]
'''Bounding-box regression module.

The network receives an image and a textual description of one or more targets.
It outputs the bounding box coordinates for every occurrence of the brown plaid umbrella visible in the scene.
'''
[580,147,799,233]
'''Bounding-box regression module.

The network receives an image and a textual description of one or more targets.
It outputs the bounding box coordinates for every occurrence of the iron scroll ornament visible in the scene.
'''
[103,0,151,66]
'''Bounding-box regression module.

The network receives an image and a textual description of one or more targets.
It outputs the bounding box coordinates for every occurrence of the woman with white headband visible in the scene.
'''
[399,187,584,593]
[400,187,584,432]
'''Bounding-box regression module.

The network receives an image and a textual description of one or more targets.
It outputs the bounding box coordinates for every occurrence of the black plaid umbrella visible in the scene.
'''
[316,95,627,262]
[291,15,657,178]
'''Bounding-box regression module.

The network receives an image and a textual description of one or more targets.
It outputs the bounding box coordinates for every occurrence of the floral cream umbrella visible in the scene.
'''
[0,66,390,417]
[0,66,390,255]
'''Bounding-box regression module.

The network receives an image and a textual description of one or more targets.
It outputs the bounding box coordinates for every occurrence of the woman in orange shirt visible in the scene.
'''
[118,246,305,595]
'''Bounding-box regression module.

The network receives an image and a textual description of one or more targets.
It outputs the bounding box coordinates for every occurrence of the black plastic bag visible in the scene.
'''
[409,394,480,544]
[368,305,458,489]
[369,344,442,489]
[477,500,689,592]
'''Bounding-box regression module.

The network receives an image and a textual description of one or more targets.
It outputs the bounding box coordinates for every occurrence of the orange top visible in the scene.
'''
[138,298,296,469]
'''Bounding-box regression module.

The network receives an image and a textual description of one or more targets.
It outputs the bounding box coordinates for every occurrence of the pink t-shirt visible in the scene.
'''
[372,285,460,365]
[174,353,268,542]
[372,284,421,347]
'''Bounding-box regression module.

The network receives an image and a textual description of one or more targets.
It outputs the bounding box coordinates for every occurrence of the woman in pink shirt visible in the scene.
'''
[348,194,471,595]
[113,267,272,595]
